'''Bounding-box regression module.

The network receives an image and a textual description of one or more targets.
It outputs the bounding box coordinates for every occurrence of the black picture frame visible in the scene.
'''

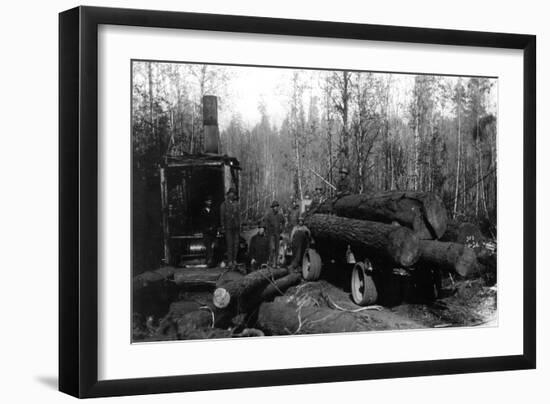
[59,6,536,398]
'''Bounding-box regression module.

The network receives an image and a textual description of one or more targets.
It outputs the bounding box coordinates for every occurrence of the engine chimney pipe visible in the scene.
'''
[203,95,220,154]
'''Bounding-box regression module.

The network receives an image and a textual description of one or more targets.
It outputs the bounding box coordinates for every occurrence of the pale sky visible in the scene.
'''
[216,66,418,130]
[210,66,497,131]
[139,61,497,131]
[222,66,293,130]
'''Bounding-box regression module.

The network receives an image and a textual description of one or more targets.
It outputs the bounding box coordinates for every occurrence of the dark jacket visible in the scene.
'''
[264,210,286,236]
[220,199,241,230]
[336,176,353,195]
[249,232,270,264]
[310,191,325,210]
[198,206,217,234]
[291,224,311,242]
[288,207,300,228]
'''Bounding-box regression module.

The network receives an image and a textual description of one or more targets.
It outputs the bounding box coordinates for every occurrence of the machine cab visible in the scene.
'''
[160,154,240,267]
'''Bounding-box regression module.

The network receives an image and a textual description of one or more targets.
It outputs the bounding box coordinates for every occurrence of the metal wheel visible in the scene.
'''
[302,248,322,281]
[351,260,378,306]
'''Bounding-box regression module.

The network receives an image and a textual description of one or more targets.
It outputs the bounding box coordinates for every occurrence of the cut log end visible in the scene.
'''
[455,247,479,277]
[213,288,231,309]
[389,226,421,267]
[421,193,448,239]
[419,240,479,277]
[318,191,448,240]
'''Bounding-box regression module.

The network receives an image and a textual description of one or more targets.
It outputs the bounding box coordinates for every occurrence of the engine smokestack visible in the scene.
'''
[202,95,220,154]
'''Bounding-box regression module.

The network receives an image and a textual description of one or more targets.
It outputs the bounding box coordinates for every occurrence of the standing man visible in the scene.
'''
[199,195,217,267]
[288,199,301,231]
[264,200,286,267]
[248,220,269,272]
[336,167,353,196]
[289,216,311,271]
[220,187,241,269]
[310,186,325,210]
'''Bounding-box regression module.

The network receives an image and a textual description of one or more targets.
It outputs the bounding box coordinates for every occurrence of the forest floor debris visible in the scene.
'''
[133,270,497,341]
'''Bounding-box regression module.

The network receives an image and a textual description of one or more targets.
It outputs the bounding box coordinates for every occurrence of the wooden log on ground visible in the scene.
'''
[213,266,288,310]
[132,267,180,321]
[257,298,369,334]
[316,191,448,239]
[257,296,423,334]
[172,267,243,289]
[440,222,496,281]
[305,214,420,267]
[132,266,176,291]
[216,272,302,329]
[259,272,302,301]
[419,240,479,277]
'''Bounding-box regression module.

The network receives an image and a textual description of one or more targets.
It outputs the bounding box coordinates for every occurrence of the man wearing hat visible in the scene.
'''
[288,199,301,231]
[264,200,286,267]
[310,186,325,211]
[289,215,311,270]
[199,195,217,267]
[336,167,353,196]
[248,220,269,272]
[220,187,241,269]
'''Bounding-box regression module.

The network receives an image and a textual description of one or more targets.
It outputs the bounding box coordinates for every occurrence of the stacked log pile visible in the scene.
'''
[316,191,448,239]
[308,192,488,279]
[304,214,421,267]
[441,221,496,282]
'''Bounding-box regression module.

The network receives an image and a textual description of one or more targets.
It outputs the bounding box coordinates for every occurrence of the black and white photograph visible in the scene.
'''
[0,0,545,400]
[131,61,498,342]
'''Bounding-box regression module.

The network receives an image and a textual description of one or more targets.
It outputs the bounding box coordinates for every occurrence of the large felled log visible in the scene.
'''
[257,296,423,335]
[305,214,420,267]
[172,267,243,289]
[419,240,479,277]
[258,298,368,334]
[132,266,180,321]
[258,272,302,302]
[216,272,302,329]
[133,266,176,291]
[213,267,288,310]
[316,191,448,239]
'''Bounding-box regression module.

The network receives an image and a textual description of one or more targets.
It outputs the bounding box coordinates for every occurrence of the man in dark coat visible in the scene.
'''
[289,216,311,270]
[310,186,325,211]
[336,167,353,196]
[248,220,269,272]
[288,199,301,231]
[199,195,217,267]
[264,200,286,267]
[220,187,241,269]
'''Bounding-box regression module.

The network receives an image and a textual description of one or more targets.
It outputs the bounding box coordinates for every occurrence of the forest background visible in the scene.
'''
[132,61,498,236]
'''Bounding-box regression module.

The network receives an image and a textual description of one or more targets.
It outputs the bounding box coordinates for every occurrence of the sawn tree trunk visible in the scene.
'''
[212,266,288,310]
[316,191,448,239]
[418,240,479,277]
[305,214,420,267]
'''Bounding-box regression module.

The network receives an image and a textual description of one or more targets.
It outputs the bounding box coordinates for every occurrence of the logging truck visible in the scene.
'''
[159,95,247,268]
[299,229,382,307]
[300,192,453,306]
[160,153,248,267]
